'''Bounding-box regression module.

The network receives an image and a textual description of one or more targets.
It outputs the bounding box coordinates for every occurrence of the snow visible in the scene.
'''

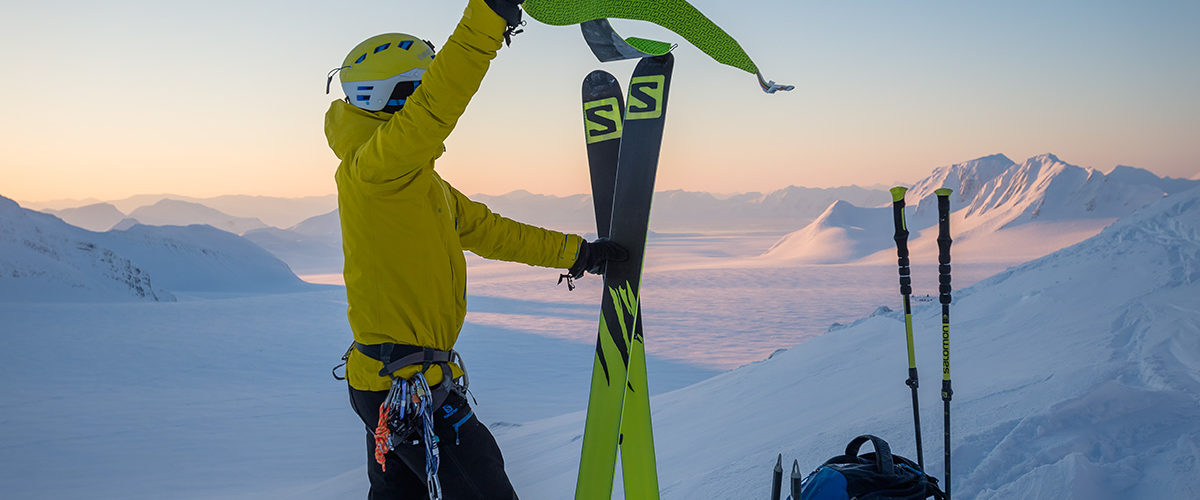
[763,153,1198,265]
[3,172,1199,499]
[0,196,171,302]
[488,186,1200,499]
[0,196,311,300]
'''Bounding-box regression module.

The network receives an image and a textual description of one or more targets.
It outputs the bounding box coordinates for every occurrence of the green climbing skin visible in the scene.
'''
[624,37,673,56]
[524,0,793,93]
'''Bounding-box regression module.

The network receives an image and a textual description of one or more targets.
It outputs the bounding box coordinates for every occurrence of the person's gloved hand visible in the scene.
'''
[568,238,629,279]
[484,0,524,31]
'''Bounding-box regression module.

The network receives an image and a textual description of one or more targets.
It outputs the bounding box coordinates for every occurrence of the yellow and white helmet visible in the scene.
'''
[335,33,435,112]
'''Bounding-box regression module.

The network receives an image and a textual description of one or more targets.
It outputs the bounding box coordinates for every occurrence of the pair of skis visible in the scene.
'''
[889,187,954,499]
[574,54,674,500]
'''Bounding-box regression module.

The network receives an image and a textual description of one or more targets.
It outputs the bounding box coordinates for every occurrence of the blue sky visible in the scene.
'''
[1,0,1197,200]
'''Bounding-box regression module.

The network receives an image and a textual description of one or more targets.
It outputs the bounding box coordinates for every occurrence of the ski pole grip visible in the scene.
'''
[890,187,911,295]
[935,189,953,304]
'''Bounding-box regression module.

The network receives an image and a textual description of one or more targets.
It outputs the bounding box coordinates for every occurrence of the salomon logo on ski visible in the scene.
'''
[584,98,623,143]
[627,75,665,120]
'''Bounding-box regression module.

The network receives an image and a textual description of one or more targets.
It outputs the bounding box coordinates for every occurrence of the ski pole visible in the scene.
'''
[771,454,782,500]
[889,186,924,472]
[935,188,954,500]
[789,460,802,500]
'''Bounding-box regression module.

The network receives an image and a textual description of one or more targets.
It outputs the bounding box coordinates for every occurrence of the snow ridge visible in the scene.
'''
[0,195,310,301]
[0,196,171,302]
[764,154,1199,264]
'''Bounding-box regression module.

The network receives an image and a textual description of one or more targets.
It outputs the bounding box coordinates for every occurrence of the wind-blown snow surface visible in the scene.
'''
[491,187,1200,499]
[0,290,716,500]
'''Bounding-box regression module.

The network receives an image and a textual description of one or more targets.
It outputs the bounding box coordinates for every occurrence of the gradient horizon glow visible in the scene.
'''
[1,0,1197,203]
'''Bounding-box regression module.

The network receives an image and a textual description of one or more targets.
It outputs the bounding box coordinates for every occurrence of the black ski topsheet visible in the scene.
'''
[576,54,673,500]
[582,70,624,239]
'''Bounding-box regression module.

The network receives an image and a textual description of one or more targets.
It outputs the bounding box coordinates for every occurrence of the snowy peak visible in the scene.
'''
[762,154,1198,264]
[907,153,1016,206]
[761,199,915,264]
[127,199,268,235]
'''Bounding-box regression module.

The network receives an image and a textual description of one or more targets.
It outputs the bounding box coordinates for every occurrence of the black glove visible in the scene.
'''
[484,0,524,31]
[568,238,629,279]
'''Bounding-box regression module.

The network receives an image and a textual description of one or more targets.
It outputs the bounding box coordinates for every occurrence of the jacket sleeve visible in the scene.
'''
[344,0,507,184]
[449,184,583,269]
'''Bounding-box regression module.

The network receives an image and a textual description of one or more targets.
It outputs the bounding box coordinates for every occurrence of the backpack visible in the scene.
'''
[796,435,944,500]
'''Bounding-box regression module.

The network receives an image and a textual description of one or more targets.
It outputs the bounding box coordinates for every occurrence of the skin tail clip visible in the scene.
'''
[757,72,794,94]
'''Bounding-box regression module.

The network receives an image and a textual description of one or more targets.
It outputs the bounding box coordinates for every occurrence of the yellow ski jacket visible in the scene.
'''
[326,0,583,391]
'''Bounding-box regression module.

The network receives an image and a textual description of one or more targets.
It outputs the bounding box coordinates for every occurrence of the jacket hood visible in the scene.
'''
[324,99,391,160]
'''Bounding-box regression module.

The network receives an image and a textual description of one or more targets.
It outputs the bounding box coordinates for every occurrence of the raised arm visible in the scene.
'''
[345,0,508,184]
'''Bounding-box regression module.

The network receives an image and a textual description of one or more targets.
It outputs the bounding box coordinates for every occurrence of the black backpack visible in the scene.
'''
[793,435,944,500]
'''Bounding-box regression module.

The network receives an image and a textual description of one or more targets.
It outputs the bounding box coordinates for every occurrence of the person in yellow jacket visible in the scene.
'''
[326,0,626,498]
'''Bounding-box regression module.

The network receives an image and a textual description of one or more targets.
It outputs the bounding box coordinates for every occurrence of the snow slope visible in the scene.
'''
[0,196,170,302]
[127,199,269,235]
[765,154,1198,264]
[103,223,310,294]
[492,186,1200,499]
[0,195,310,300]
[43,202,126,231]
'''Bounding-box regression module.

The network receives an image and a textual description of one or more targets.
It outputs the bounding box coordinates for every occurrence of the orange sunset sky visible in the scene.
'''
[2,0,1197,203]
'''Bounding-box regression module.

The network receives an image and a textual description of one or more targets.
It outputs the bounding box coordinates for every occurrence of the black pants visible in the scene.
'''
[349,385,518,500]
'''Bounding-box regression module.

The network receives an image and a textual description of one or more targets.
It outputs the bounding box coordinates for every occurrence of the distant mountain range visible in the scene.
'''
[19,154,1195,276]
[122,199,269,235]
[25,194,337,228]
[43,202,126,232]
[764,154,1199,264]
[0,196,310,302]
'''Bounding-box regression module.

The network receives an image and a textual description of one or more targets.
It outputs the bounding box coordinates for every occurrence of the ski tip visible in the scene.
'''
[935,188,954,197]
[583,70,618,85]
[890,186,909,202]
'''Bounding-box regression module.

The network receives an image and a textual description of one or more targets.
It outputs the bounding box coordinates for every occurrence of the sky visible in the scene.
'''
[1,0,1197,203]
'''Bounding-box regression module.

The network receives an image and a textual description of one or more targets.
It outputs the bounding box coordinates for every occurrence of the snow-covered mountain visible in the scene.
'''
[126,199,269,235]
[0,195,310,301]
[1,196,171,302]
[43,202,127,232]
[498,185,1200,499]
[102,223,310,293]
[765,154,1199,264]
[762,199,929,264]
